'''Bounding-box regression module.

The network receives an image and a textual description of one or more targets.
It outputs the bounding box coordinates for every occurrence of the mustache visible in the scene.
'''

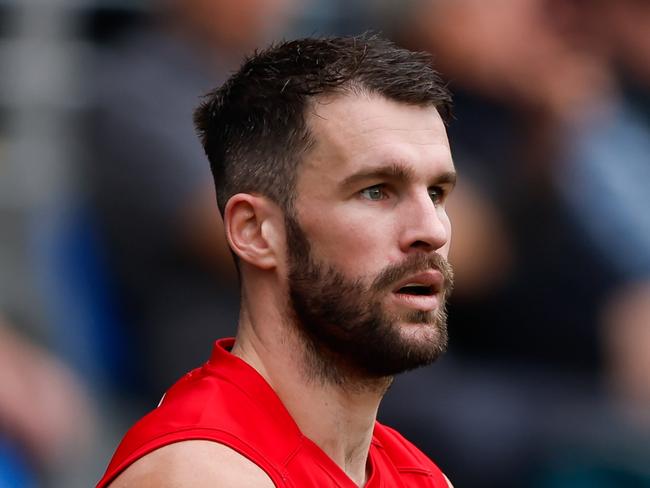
[371,253,454,294]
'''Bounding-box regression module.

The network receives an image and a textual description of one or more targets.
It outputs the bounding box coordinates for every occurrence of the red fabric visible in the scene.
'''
[97,338,449,487]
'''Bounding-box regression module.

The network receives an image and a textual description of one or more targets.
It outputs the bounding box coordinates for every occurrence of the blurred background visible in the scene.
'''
[0,0,648,486]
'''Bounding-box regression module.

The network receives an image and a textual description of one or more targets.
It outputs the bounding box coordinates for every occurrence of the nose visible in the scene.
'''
[398,193,450,254]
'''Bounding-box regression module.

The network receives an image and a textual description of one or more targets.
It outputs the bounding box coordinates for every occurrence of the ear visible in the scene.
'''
[224,193,283,270]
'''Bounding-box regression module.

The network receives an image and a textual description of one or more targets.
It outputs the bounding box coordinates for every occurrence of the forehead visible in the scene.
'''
[299,93,453,189]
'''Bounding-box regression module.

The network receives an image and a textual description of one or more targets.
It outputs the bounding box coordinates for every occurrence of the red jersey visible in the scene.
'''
[97,338,449,487]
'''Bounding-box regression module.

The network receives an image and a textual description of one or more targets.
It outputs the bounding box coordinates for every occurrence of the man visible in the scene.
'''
[97,34,456,488]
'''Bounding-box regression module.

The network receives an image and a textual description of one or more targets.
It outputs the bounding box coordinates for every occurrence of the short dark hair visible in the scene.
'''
[194,33,452,216]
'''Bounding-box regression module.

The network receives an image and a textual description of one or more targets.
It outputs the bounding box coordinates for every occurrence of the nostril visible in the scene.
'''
[410,240,434,251]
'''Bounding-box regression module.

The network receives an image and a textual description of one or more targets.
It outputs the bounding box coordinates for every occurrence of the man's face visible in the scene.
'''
[285,93,456,382]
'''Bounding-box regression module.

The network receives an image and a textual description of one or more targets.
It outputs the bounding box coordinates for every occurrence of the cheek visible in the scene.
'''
[301,210,396,275]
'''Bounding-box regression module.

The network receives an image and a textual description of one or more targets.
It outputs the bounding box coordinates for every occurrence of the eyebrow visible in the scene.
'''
[340,162,457,189]
[434,170,457,187]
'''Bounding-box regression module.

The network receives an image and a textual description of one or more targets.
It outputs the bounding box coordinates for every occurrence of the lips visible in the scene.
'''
[392,271,444,297]
[389,271,445,312]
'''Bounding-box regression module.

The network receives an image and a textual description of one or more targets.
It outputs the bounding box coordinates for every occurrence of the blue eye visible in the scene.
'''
[429,187,444,204]
[360,185,386,201]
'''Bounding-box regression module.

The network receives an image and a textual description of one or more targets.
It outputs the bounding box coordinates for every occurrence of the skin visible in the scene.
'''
[409,0,612,123]
[109,93,455,487]
[169,0,295,53]
[0,320,94,465]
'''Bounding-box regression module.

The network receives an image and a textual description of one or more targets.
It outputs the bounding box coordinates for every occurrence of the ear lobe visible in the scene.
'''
[224,194,279,270]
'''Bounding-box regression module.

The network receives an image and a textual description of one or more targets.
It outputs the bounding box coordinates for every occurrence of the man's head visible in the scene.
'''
[194,35,455,383]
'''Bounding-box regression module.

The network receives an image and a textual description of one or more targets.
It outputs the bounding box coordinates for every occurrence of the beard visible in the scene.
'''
[284,214,454,386]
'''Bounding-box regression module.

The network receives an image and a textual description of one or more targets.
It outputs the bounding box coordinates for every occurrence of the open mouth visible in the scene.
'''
[395,284,435,296]
[391,274,442,311]
[391,271,444,299]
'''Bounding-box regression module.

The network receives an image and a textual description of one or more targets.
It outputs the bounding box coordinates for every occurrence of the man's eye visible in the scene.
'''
[360,185,387,201]
[429,187,444,204]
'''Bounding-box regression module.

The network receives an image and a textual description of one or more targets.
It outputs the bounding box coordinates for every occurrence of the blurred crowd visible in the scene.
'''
[0,0,648,486]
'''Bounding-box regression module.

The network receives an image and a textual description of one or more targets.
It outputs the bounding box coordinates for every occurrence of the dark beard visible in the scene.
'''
[284,214,454,386]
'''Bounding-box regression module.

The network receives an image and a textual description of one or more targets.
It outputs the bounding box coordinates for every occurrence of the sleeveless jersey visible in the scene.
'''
[97,338,449,487]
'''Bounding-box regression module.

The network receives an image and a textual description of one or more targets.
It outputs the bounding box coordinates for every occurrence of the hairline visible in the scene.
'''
[262,86,448,216]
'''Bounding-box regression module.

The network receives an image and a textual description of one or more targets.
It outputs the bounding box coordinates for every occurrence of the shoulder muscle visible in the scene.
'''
[108,440,275,488]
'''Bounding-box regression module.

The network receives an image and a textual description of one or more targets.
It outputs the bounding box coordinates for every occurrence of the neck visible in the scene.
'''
[232,297,389,487]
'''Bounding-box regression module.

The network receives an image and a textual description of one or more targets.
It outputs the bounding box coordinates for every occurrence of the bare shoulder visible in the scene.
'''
[108,440,276,488]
